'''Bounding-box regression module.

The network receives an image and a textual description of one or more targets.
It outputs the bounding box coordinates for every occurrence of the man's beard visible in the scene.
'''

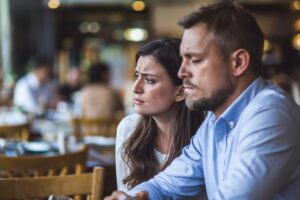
[186,81,235,112]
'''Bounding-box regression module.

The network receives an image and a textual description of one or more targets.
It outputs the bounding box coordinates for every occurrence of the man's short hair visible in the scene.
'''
[178,0,264,75]
[30,57,52,70]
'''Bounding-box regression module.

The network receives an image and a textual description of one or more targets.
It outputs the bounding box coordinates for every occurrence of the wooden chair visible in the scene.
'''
[0,146,88,178]
[0,123,30,141]
[72,117,121,138]
[0,166,104,200]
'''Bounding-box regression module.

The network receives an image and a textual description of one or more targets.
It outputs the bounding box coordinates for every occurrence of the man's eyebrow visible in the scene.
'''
[181,52,202,57]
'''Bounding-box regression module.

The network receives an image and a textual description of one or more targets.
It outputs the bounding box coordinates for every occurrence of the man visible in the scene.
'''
[13,58,54,114]
[106,1,300,199]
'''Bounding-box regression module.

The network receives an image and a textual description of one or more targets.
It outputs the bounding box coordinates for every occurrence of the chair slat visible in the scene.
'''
[0,146,88,177]
[72,117,120,138]
[0,167,104,200]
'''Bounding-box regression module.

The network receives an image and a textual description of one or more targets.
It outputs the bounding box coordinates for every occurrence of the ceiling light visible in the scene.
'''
[291,0,300,11]
[48,0,60,9]
[124,28,148,42]
[292,33,300,50]
[132,1,145,12]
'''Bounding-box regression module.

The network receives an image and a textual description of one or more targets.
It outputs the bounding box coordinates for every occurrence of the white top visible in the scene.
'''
[13,73,54,113]
[115,113,168,192]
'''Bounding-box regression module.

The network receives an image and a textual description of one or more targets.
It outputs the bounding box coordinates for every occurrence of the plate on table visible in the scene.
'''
[22,141,53,153]
[83,136,115,147]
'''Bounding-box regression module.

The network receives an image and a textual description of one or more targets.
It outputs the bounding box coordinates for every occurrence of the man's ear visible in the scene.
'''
[231,49,250,77]
[175,86,186,102]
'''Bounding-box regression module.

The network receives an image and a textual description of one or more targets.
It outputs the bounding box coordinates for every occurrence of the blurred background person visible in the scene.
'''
[115,38,206,199]
[271,72,293,95]
[80,62,124,119]
[271,71,300,105]
[13,58,54,115]
[55,67,83,105]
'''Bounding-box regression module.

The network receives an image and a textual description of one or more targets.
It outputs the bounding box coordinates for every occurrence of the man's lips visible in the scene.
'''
[183,85,194,89]
[183,85,195,90]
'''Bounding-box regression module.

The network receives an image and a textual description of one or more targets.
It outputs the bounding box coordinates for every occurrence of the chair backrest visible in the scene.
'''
[0,146,88,178]
[0,123,30,141]
[72,117,120,138]
[0,167,104,200]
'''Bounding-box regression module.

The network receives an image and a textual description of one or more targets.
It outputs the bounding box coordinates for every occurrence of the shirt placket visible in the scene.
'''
[214,119,228,182]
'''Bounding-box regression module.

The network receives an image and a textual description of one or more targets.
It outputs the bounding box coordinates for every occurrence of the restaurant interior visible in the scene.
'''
[0,0,300,199]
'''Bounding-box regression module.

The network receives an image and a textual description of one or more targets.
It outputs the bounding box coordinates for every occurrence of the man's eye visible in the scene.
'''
[134,74,139,80]
[192,59,202,63]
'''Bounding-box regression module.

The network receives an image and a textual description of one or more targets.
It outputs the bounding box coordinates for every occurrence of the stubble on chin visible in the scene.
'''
[185,83,234,112]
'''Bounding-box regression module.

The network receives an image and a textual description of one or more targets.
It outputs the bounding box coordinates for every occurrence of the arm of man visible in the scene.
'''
[213,104,300,199]
[127,129,206,200]
[13,80,37,112]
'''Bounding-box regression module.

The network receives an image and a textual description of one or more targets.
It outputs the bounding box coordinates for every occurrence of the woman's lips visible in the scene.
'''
[134,98,144,105]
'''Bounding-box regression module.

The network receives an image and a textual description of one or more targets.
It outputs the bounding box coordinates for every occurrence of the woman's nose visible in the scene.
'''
[133,78,143,94]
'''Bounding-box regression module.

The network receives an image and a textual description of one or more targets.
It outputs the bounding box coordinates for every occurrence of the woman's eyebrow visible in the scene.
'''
[140,72,159,78]
[135,71,159,78]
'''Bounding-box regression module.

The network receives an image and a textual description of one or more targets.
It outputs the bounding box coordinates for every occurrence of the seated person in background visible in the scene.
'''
[13,58,54,114]
[115,38,205,197]
[80,62,124,119]
[106,1,300,199]
[271,72,293,95]
[59,67,83,104]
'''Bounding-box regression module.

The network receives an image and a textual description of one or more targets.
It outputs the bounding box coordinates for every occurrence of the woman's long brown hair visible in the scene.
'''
[122,38,205,189]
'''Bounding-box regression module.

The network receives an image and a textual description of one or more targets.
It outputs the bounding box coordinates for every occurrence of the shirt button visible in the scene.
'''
[228,121,235,129]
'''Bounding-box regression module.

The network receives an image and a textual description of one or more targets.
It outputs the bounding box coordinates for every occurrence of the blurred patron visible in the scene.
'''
[13,58,54,114]
[272,71,300,105]
[80,62,124,119]
[55,67,83,105]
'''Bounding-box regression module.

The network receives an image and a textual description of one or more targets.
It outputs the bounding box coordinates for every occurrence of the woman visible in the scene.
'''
[115,38,205,192]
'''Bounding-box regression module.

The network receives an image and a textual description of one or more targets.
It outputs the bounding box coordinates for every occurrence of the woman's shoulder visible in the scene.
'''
[116,113,141,140]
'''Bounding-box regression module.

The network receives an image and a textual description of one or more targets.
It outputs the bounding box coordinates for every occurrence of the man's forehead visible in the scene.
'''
[180,26,214,54]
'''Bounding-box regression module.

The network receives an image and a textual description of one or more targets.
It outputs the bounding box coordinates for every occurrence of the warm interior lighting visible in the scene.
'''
[291,0,300,11]
[123,28,148,42]
[79,22,89,33]
[294,19,300,31]
[48,0,60,9]
[292,33,300,50]
[89,22,100,33]
[263,39,272,52]
[132,1,145,12]
[79,22,100,34]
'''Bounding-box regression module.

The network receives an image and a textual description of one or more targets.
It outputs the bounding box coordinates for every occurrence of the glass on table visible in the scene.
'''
[0,138,25,156]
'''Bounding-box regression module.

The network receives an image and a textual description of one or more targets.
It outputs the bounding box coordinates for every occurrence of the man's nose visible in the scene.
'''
[178,59,189,79]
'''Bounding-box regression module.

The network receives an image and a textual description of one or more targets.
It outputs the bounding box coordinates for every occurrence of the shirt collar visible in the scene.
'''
[26,72,41,88]
[209,76,268,130]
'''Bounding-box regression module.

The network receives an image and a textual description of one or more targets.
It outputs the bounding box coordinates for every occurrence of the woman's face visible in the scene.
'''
[133,55,181,116]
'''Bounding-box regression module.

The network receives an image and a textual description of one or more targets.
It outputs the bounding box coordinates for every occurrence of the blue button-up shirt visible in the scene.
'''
[129,77,300,199]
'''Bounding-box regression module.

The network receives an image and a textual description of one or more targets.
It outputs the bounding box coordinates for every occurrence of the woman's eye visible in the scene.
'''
[146,79,155,84]
[134,74,139,80]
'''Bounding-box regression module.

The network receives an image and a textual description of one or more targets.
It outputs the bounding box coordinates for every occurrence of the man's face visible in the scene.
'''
[37,65,51,85]
[178,24,235,115]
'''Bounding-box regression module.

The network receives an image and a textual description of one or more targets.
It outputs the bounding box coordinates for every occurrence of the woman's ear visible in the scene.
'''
[175,86,186,102]
[231,49,250,77]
